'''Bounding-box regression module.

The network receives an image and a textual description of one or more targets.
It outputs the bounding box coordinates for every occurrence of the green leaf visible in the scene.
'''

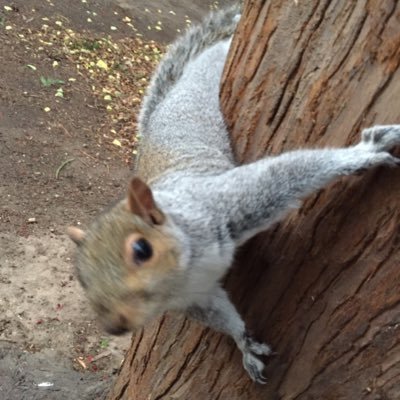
[40,76,65,87]
[99,338,109,349]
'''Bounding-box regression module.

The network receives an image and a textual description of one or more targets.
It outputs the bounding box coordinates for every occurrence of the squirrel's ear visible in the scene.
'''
[67,226,86,245]
[127,177,165,225]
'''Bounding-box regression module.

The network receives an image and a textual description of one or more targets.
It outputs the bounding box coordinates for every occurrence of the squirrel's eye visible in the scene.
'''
[132,238,153,264]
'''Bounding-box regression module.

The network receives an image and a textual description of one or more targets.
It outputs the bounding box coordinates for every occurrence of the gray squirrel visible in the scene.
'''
[67,5,400,383]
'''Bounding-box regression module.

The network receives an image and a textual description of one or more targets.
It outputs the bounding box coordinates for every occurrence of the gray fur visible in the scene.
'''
[73,6,400,384]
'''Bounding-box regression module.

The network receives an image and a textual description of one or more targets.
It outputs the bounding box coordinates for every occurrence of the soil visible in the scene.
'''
[0,1,231,399]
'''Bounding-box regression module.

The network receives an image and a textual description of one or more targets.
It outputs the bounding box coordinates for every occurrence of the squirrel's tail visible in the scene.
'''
[138,4,241,132]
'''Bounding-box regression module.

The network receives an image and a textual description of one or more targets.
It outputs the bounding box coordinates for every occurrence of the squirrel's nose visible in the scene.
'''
[104,324,129,336]
[103,314,130,336]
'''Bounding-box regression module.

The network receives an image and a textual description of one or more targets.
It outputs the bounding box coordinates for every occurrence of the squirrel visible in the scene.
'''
[67,5,400,384]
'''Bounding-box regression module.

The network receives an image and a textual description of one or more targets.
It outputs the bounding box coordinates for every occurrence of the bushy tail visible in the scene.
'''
[138,4,241,132]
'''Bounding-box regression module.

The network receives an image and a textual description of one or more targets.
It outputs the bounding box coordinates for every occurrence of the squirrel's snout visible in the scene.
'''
[104,324,130,336]
[102,313,131,336]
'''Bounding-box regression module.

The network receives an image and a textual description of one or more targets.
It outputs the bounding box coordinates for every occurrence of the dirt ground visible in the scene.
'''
[0,1,230,399]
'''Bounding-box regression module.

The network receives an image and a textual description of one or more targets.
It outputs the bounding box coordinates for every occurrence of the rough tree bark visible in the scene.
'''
[108,1,400,399]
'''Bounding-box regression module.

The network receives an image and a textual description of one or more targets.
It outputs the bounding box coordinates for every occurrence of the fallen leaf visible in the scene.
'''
[27,64,37,71]
[44,107,51,112]
[112,139,121,147]
[86,355,94,363]
[55,88,64,97]
[96,59,108,70]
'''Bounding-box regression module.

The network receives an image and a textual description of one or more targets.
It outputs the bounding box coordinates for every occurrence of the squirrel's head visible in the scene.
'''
[67,177,183,335]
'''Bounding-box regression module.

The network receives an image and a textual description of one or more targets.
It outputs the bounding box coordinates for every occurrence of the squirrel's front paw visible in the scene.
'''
[241,335,273,384]
[242,351,267,384]
[361,125,400,151]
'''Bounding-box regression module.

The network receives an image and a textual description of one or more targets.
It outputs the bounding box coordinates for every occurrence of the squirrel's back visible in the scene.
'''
[138,5,241,132]
[136,5,241,184]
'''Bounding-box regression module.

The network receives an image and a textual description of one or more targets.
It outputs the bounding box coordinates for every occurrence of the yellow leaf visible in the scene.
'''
[104,94,112,101]
[44,107,51,112]
[112,139,121,147]
[4,6,13,11]
[96,59,108,70]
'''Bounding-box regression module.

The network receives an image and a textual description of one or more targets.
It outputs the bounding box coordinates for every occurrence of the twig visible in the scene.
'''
[78,158,90,168]
[55,158,75,179]
[54,123,72,137]
[0,338,17,343]
[76,357,87,370]
[91,350,112,362]
[79,149,97,161]
[24,93,42,99]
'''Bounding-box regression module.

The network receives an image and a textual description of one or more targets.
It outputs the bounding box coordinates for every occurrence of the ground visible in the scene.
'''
[0,1,229,398]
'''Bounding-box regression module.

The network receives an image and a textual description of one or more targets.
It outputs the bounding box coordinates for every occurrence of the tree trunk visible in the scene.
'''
[108,1,400,399]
